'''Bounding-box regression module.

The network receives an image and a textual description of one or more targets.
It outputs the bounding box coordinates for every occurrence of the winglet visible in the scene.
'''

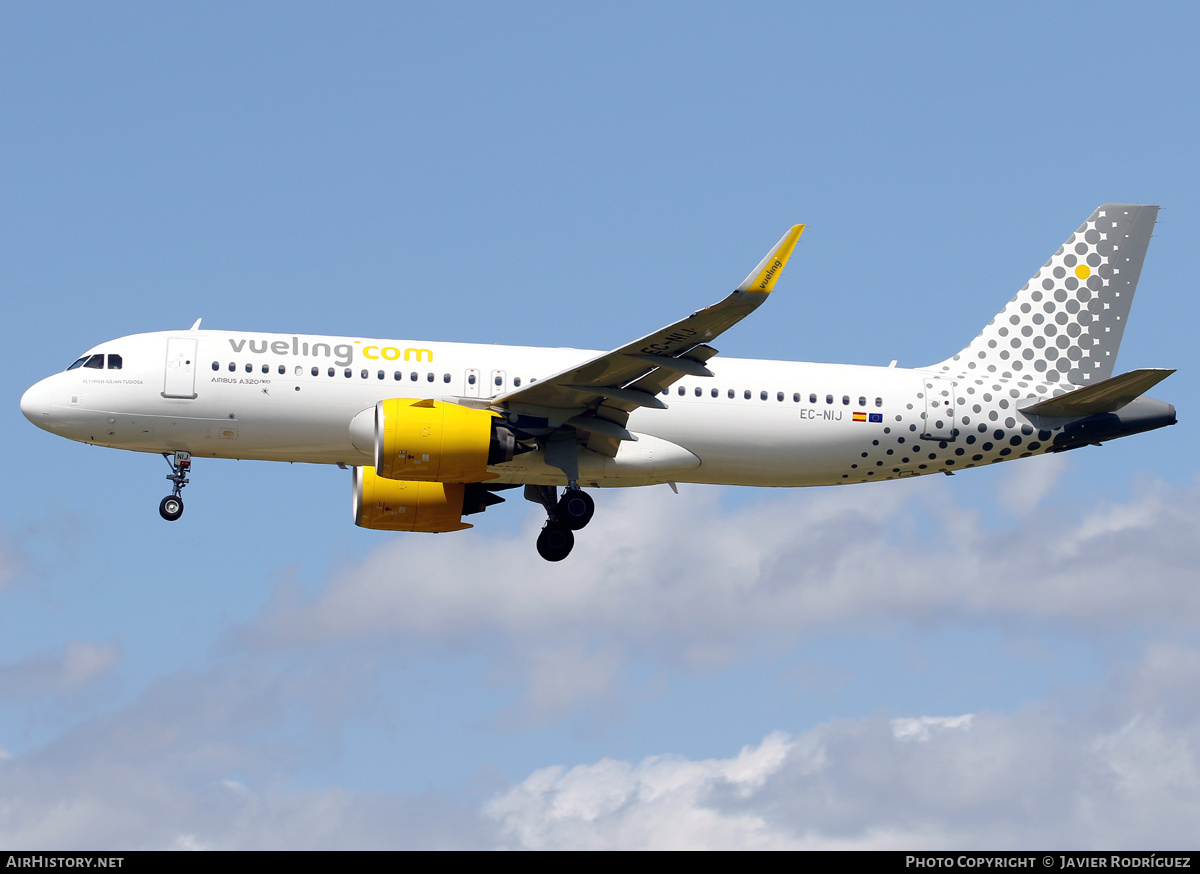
[736,224,805,293]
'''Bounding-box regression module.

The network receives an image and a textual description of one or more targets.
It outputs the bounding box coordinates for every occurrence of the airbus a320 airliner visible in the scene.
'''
[21,205,1176,560]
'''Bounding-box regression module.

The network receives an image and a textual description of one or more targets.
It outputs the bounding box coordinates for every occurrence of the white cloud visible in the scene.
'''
[994,451,1068,516]
[3,472,1200,848]
[0,639,122,701]
[250,475,1200,666]
[486,732,799,849]
[892,714,974,742]
[487,640,1200,849]
[0,654,498,849]
[489,645,627,730]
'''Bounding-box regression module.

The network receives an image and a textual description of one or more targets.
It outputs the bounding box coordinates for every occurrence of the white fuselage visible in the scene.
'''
[21,329,1059,489]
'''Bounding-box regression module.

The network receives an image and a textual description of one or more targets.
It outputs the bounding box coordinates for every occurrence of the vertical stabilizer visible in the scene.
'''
[932,204,1158,385]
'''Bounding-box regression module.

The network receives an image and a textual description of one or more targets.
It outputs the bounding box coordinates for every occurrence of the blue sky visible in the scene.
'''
[3,1,1200,848]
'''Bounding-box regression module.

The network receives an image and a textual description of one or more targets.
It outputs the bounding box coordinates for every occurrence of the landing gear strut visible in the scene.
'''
[159,451,191,521]
[526,483,594,561]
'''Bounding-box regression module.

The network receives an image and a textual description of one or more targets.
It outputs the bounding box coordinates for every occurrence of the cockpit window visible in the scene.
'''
[107,354,122,370]
[83,354,104,369]
[67,356,90,371]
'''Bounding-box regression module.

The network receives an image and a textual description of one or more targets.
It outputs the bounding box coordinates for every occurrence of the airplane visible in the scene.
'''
[20,204,1177,561]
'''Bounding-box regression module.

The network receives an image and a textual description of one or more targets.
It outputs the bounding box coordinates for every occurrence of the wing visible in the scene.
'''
[494,224,804,457]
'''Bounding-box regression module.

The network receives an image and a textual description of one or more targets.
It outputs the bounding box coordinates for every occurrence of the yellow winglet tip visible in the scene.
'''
[739,224,806,294]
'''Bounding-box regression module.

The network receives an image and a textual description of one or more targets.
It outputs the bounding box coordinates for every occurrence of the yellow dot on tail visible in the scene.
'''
[1075,264,1091,279]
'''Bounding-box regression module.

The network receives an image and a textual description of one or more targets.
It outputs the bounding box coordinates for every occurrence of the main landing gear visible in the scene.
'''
[527,484,595,561]
[159,451,191,521]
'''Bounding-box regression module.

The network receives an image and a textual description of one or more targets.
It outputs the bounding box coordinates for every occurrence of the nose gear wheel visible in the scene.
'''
[159,451,191,522]
[159,495,184,521]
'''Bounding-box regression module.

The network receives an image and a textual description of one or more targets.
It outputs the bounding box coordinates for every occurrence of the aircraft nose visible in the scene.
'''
[20,380,50,425]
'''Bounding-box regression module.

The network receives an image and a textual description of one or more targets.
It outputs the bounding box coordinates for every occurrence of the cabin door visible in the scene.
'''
[163,338,198,399]
[921,377,956,441]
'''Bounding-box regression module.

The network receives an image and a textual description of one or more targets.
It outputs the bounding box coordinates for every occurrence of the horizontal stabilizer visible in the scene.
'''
[1019,368,1175,418]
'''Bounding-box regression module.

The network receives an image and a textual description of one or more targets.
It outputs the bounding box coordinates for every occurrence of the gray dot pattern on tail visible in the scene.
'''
[935,205,1156,387]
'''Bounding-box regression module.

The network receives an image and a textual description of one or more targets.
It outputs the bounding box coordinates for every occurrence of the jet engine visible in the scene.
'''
[373,398,517,482]
[352,466,510,532]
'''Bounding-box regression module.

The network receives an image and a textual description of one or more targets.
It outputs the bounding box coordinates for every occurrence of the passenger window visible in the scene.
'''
[245,363,253,373]
[345,369,352,378]
[826,394,833,404]
[678,386,686,396]
[311,366,318,377]
[278,365,285,375]
[410,372,418,381]
[360,369,368,379]
[793,393,800,402]
[514,377,522,387]
[810,393,817,403]
[444,374,451,383]
[377,370,384,380]
[711,388,718,398]
[760,391,767,401]
[327,367,335,377]
[394,372,401,381]
[468,374,476,385]
[842,395,850,405]
[727,389,734,399]
[295,366,303,376]
[695,387,702,397]
[875,397,883,407]
[107,354,122,370]
[777,392,784,402]
[744,390,751,399]
[494,376,502,387]
[229,362,236,372]
[858,396,866,407]
[212,362,220,371]
[262,364,269,374]
[427,373,434,382]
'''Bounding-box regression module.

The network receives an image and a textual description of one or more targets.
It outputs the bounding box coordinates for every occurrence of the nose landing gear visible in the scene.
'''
[159,451,191,521]
[526,483,594,561]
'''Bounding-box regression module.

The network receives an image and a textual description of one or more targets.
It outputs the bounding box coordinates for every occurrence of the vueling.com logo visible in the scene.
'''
[359,343,433,363]
[227,337,433,368]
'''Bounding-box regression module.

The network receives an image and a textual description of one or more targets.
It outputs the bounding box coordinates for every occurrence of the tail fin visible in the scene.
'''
[932,204,1158,385]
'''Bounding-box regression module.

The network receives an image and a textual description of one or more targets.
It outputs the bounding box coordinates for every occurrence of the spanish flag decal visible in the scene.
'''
[852,412,867,422]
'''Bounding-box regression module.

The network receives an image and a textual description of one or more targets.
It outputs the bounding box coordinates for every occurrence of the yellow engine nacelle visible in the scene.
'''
[374,398,515,483]
[353,466,472,532]
[352,467,511,533]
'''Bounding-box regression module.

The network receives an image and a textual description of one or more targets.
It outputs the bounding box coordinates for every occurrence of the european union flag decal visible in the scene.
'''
[868,413,883,423]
